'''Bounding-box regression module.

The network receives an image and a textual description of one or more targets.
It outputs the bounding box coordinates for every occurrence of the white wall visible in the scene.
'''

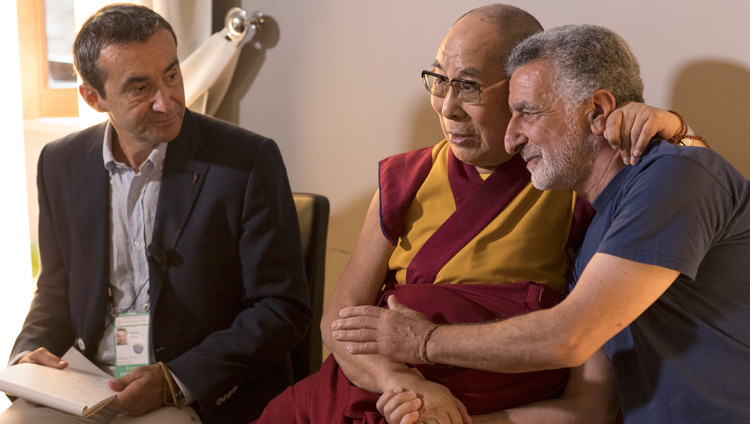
[18,2,748,366]
[3,0,34,412]
[212,0,750,339]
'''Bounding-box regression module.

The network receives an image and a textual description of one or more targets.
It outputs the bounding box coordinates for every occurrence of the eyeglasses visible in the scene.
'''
[421,70,507,105]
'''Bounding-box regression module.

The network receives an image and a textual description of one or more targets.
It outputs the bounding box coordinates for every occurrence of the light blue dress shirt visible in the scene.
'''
[96,123,194,403]
[97,122,166,367]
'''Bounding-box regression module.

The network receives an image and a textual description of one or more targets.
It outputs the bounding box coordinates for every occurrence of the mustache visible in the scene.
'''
[520,144,542,161]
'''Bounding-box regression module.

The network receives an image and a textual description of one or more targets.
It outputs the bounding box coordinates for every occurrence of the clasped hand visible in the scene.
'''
[377,371,472,424]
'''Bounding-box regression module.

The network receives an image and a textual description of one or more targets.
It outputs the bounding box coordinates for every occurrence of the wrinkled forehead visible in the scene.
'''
[434,19,505,80]
[509,61,560,108]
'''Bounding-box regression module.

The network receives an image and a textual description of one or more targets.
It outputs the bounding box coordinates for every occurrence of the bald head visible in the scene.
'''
[427,5,542,171]
[455,4,543,67]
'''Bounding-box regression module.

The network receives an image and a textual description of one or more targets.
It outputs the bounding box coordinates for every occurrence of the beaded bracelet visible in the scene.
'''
[158,361,182,408]
[420,324,442,365]
[667,110,710,148]
[666,110,687,144]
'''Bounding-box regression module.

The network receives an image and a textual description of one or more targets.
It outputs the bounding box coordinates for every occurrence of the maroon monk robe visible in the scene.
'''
[252,146,589,424]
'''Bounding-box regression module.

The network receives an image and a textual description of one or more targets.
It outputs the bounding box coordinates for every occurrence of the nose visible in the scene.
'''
[505,114,527,154]
[441,86,465,120]
[151,87,172,113]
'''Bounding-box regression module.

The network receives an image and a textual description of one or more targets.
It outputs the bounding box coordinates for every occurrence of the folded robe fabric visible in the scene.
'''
[252,281,568,423]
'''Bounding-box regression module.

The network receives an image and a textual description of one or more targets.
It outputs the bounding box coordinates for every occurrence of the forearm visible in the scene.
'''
[470,400,609,424]
[323,305,418,393]
[425,256,678,373]
[425,308,585,373]
[320,189,406,392]
[471,348,618,424]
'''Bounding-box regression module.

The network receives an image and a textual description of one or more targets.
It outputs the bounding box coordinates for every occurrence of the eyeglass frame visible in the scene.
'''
[421,70,508,105]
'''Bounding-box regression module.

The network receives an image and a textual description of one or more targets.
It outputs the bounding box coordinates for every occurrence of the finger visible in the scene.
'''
[21,348,67,369]
[332,316,379,330]
[455,398,472,424]
[332,327,379,342]
[381,391,420,423]
[386,295,404,310]
[108,365,142,392]
[401,410,420,424]
[22,399,44,407]
[339,305,384,318]
[106,373,139,411]
[409,367,426,379]
[632,120,657,163]
[390,398,421,424]
[108,376,127,392]
[603,110,622,149]
[377,388,400,415]
[618,111,637,165]
[344,341,382,355]
[627,113,652,163]
[446,407,464,424]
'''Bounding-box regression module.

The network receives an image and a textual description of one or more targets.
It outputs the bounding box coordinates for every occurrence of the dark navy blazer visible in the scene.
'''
[12,110,311,423]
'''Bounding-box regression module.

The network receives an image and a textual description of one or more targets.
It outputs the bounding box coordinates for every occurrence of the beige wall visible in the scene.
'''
[21,1,750,361]
[210,0,750,344]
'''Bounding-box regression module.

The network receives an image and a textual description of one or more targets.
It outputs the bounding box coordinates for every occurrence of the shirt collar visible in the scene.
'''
[102,121,168,174]
[591,165,632,212]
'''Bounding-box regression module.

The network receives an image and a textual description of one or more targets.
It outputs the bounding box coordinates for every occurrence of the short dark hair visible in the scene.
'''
[506,24,644,111]
[73,3,177,99]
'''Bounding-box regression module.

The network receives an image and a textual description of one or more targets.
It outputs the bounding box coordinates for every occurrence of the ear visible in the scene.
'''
[587,89,617,135]
[78,83,107,113]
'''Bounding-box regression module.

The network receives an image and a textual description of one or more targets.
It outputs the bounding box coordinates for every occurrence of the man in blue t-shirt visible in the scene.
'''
[331,24,750,423]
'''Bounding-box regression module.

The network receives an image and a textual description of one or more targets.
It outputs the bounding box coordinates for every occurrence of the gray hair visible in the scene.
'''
[505,24,644,110]
[73,3,177,99]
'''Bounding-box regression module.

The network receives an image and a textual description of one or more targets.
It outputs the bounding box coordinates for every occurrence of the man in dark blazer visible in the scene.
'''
[3,4,310,424]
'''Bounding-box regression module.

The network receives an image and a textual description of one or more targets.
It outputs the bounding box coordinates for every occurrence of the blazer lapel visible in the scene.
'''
[70,124,110,344]
[149,111,209,305]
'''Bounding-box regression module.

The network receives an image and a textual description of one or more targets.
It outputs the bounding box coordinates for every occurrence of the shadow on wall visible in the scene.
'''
[670,60,750,178]
[324,96,443,304]
[406,96,446,153]
[213,3,281,124]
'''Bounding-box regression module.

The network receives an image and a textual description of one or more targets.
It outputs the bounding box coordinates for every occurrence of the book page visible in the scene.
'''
[61,346,112,379]
[0,361,116,417]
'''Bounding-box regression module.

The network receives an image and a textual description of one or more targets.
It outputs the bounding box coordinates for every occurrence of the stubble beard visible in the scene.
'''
[527,118,599,191]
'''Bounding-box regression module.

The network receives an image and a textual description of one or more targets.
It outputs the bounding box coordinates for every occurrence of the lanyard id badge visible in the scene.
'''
[114,312,150,378]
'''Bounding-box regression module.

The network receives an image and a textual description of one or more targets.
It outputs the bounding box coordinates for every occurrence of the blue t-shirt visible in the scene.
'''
[570,141,750,423]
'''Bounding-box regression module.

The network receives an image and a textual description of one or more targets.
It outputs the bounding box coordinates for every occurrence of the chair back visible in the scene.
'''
[291,192,329,381]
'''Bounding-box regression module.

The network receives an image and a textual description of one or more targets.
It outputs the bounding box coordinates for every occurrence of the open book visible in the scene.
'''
[0,347,117,417]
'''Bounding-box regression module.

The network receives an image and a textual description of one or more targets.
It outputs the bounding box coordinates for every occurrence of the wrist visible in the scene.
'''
[666,110,687,143]
[381,366,426,393]
[420,324,442,364]
[666,110,710,148]
[158,362,185,407]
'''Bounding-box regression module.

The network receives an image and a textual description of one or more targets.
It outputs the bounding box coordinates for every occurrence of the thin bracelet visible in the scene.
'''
[666,110,687,144]
[420,324,442,364]
[158,361,181,408]
[666,110,710,148]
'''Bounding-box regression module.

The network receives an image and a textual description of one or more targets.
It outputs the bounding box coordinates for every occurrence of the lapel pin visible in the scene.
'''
[193,172,198,184]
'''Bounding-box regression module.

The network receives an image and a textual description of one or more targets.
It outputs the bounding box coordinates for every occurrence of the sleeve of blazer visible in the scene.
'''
[10,144,76,361]
[164,136,312,415]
